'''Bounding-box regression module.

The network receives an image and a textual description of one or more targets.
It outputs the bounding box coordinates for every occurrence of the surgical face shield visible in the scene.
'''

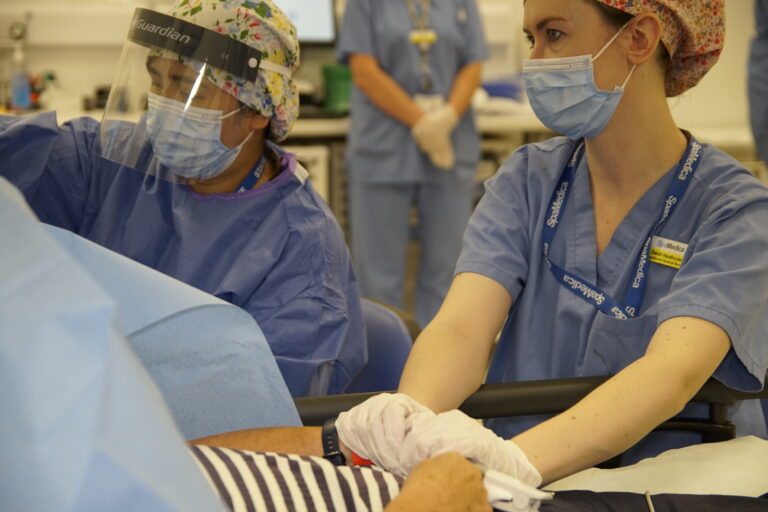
[97,8,264,180]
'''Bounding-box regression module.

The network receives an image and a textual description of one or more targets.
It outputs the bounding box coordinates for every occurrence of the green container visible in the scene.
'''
[322,63,352,115]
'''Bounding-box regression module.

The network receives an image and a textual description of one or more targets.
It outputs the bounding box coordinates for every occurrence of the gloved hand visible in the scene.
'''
[411,103,459,171]
[335,393,435,475]
[399,409,543,487]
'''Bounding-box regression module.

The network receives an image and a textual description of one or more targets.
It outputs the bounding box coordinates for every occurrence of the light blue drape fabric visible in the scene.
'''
[44,224,302,439]
[0,177,227,512]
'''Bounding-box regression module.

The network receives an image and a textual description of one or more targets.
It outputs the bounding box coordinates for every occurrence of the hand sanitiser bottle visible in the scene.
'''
[9,21,31,111]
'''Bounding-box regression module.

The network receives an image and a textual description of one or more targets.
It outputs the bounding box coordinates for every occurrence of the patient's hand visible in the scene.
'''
[386,452,491,512]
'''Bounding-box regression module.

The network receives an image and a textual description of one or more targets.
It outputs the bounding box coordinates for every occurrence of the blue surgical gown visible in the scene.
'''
[750,0,768,165]
[457,137,768,463]
[0,112,366,398]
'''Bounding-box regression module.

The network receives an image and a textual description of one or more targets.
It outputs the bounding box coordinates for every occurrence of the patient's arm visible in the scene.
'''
[192,431,490,511]
[191,426,323,457]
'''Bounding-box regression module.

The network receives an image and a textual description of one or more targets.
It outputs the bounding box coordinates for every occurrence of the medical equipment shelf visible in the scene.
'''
[295,374,768,443]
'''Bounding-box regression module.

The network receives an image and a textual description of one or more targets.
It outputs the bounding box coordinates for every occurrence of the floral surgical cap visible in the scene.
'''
[163,0,300,141]
[596,0,725,97]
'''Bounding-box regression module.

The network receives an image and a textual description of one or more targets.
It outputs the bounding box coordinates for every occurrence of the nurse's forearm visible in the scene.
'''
[397,273,511,412]
[348,54,425,127]
[399,273,511,412]
[448,61,483,118]
[512,316,730,484]
[398,319,492,412]
[512,357,684,483]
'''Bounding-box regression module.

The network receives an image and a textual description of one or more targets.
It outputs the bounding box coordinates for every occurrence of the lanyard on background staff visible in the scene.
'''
[404,0,435,92]
[542,137,702,319]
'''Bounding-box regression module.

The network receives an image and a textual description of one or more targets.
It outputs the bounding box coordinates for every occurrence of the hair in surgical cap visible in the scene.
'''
[162,0,300,141]
[594,0,725,97]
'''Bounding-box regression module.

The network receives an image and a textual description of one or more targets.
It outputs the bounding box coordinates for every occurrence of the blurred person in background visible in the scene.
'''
[337,0,488,328]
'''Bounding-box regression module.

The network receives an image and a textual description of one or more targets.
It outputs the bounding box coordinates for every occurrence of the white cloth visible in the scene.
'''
[545,436,768,497]
[485,470,553,512]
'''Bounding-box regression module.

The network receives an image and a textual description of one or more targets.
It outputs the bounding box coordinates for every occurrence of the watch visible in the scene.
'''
[321,417,347,466]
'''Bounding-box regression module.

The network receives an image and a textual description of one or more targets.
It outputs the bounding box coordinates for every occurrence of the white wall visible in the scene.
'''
[668,1,755,129]
[0,0,757,132]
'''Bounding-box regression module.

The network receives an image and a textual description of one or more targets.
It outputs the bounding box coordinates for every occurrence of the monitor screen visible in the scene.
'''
[279,0,336,44]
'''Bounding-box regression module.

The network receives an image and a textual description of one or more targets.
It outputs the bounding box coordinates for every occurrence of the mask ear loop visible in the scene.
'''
[619,64,637,90]
[220,106,244,120]
[592,20,636,91]
[592,20,633,62]
[220,105,263,150]
[223,112,257,153]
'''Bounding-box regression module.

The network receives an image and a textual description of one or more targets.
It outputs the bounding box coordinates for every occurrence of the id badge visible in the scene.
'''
[649,235,688,269]
[413,93,445,113]
[409,28,437,46]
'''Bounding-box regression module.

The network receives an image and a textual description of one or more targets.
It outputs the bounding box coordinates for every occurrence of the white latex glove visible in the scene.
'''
[411,104,459,171]
[399,410,543,487]
[335,393,435,475]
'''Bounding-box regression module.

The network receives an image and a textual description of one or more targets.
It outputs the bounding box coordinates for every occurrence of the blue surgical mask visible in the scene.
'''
[523,23,635,140]
[146,92,252,180]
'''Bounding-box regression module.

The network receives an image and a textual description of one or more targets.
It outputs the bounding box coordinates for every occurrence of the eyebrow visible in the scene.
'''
[146,59,160,77]
[145,60,199,86]
[523,16,568,35]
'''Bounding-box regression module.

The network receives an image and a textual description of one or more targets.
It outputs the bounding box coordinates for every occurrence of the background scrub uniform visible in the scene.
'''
[456,137,768,464]
[337,0,488,327]
[0,112,367,398]
[750,0,768,166]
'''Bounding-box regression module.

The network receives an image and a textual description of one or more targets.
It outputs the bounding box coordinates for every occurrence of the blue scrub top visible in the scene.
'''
[750,0,768,165]
[0,112,367,398]
[457,137,768,463]
[337,0,488,183]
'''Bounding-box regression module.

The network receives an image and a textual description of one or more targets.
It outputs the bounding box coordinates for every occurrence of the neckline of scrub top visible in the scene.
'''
[546,137,701,318]
[571,154,685,291]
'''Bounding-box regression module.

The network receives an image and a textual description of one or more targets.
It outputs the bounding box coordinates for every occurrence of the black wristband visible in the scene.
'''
[321,417,346,466]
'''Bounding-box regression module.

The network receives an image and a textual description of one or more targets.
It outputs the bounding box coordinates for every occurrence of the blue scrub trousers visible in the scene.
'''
[348,171,474,328]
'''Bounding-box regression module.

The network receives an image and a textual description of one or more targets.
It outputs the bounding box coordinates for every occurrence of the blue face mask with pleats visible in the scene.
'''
[523,23,635,140]
[146,92,252,180]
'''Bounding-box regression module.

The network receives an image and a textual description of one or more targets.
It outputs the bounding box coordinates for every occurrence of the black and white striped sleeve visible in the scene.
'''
[190,445,403,512]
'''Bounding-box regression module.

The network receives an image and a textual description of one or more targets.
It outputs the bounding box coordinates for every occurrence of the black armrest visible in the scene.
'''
[295,375,768,427]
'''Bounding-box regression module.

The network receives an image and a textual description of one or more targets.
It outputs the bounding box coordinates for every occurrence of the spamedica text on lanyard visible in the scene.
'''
[404,0,437,92]
[542,137,703,320]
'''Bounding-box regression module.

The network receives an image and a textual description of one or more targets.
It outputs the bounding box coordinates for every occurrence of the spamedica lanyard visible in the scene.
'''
[543,137,702,319]
[235,152,267,193]
[404,0,435,92]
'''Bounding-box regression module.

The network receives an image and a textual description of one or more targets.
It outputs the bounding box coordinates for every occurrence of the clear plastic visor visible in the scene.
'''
[97,8,263,180]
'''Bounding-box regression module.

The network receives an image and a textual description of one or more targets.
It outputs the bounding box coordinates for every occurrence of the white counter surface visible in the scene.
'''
[17,108,759,157]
